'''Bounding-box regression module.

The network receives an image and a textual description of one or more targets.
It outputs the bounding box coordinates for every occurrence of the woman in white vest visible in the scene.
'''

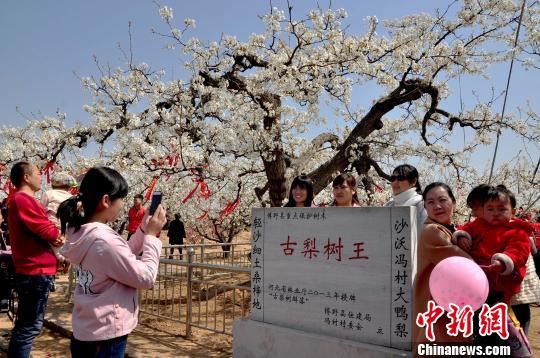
[384,164,427,285]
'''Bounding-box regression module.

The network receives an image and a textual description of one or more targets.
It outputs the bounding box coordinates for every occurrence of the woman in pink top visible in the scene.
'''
[58,167,166,357]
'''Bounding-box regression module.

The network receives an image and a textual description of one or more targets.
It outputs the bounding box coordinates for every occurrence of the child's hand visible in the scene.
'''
[52,234,66,247]
[488,259,504,274]
[142,205,167,236]
[457,236,471,251]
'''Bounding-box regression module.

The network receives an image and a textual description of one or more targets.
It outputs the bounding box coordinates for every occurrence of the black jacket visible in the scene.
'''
[167,219,185,244]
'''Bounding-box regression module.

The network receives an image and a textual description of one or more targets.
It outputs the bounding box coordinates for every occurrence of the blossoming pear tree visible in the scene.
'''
[0,1,538,246]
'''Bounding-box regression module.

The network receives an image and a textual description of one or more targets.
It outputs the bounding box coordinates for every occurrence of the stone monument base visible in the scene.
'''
[233,319,411,358]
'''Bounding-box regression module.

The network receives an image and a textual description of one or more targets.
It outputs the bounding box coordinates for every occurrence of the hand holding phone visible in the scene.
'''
[149,191,163,215]
[142,203,167,236]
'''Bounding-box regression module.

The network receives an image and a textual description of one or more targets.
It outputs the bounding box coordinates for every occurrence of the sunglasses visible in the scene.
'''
[390,175,407,182]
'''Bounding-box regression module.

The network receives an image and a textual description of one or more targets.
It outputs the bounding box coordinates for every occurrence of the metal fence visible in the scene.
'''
[140,243,251,336]
[161,242,252,268]
[67,243,251,336]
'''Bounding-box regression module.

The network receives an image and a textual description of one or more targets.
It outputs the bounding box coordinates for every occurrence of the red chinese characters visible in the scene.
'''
[324,237,343,261]
[279,236,369,261]
[417,301,509,341]
[446,303,474,337]
[280,236,297,256]
[301,238,320,259]
[416,300,445,342]
[348,242,368,260]
[478,303,509,339]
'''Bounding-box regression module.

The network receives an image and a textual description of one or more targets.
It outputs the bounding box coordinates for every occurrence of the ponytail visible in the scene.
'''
[57,195,84,233]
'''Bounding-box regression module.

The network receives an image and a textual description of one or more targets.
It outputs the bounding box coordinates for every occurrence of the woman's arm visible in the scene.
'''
[421,224,472,265]
[97,234,162,289]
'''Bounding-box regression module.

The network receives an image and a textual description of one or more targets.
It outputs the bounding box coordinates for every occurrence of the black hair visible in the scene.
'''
[392,164,422,194]
[422,182,456,203]
[284,175,314,207]
[466,184,492,208]
[331,173,360,206]
[485,184,517,209]
[57,167,128,233]
[174,213,181,220]
[9,161,32,188]
[134,194,144,201]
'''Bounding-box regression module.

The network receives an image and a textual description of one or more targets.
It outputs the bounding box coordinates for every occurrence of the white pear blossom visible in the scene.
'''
[0,1,538,243]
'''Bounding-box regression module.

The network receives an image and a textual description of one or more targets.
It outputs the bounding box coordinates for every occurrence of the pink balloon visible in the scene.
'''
[429,256,489,312]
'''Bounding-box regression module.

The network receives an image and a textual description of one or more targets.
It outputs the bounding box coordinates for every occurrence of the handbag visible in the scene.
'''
[507,307,532,358]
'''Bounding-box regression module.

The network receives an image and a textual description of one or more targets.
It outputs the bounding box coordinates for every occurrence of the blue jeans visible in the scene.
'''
[70,335,128,358]
[8,274,52,358]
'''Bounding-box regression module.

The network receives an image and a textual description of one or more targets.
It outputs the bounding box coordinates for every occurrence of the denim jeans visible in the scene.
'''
[8,274,52,358]
[70,335,128,358]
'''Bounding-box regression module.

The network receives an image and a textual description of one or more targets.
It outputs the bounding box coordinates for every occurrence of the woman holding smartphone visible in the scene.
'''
[58,167,167,357]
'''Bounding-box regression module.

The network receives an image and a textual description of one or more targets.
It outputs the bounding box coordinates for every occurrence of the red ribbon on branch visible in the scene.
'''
[2,179,16,200]
[196,210,209,221]
[219,198,241,219]
[145,176,158,201]
[41,161,57,184]
[181,177,212,204]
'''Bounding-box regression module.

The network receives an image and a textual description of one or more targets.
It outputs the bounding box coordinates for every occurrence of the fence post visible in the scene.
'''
[230,244,235,266]
[185,247,194,338]
[199,245,205,280]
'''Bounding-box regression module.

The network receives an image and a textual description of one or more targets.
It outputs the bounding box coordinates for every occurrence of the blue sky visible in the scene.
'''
[0,0,537,174]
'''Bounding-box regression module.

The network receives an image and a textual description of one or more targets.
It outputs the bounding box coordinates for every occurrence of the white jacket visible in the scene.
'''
[385,188,427,285]
[511,254,540,305]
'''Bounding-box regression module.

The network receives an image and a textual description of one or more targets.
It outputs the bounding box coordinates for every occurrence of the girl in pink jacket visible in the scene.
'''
[58,167,166,357]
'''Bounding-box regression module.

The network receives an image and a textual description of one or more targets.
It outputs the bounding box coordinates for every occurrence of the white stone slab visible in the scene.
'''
[250,207,415,351]
[233,318,412,358]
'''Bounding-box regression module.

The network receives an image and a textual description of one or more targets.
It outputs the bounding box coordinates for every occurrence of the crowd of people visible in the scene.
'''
[284,167,539,354]
[0,160,539,357]
[0,163,182,357]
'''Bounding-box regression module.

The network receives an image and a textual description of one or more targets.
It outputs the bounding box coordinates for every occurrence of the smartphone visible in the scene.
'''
[149,191,163,215]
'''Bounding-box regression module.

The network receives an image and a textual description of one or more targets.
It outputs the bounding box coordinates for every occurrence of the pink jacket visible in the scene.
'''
[62,222,162,341]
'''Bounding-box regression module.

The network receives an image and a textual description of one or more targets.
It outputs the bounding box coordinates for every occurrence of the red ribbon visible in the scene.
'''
[197,210,208,221]
[2,179,16,200]
[219,198,240,219]
[181,181,200,204]
[145,176,158,201]
[41,161,56,184]
[182,177,212,204]
[199,180,212,199]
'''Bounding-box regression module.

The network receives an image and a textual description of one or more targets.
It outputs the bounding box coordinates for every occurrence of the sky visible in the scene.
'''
[0,0,538,178]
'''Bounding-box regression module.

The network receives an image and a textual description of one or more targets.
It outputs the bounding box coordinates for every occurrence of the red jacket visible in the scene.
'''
[127,206,145,234]
[457,218,533,302]
[8,191,60,275]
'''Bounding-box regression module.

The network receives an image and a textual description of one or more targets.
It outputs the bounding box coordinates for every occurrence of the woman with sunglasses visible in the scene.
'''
[384,164,427,283]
